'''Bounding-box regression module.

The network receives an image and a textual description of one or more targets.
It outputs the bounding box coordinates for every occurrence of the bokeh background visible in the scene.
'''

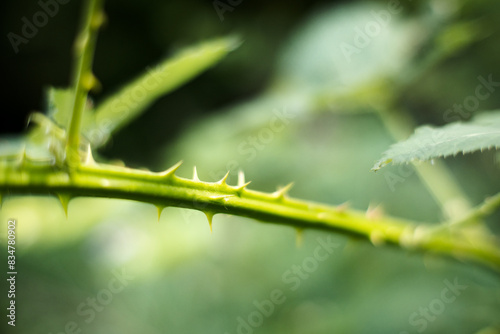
[1,0,500,333]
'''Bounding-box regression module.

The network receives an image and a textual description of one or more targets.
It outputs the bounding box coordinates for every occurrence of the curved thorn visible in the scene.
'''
[235,181,251,192]
[193,166,200,182]
[272,182,294,199]
[156,205,165,222]
[218,171,230,185]
[159,160,183,179]
[57,193,72,218]
[204,212,214,233]
[366,204,384,220]
[26,113,35,127]
[336,202,350,213]
[85,144,96,165]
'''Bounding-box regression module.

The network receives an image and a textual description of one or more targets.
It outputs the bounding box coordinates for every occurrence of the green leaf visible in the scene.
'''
[46,87,74,127]
[275,2,420,91]
[88,36,241,147]
[45,87,96,131]
[373,111,500,170]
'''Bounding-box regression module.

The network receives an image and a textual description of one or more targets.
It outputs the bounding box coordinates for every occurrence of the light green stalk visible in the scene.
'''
[377,107,473,221]
[1,156,499,271]
[66,0,104,166]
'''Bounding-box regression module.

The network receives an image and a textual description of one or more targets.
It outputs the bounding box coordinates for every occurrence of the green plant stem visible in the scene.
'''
[1,161,499,271]
[66,0,104,166]
[450,192,500,227]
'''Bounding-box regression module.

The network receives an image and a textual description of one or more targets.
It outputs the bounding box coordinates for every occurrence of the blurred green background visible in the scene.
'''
[1,0,500,333]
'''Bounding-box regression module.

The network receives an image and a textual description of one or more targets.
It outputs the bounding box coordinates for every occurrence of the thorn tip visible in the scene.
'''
[336,202,350,213]
[235,181,251,192]
[204,212,214,233]
[273,182,294,199]
[85,144,96,165]
[156,205,165,222]
[193,166,200,182]
[218,171,230,185]
[57,194,72,218]
[366,204,384,220]
[159,161,183,179]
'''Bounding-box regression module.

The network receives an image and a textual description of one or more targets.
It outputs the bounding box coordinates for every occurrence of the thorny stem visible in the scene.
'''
[0,159,499,272]
[1,0,499,278]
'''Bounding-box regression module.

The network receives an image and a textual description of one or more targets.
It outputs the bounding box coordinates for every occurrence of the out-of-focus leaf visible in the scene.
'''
[0,136,26,158]
[275,2,422,92]
[44,87,96,135]
[373,110,500,170]
[435,20,485,58]
[46,87,74,127]
[88,36,241,147]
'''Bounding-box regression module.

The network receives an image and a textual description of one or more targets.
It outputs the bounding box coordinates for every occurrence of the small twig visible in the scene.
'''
[450,192,500,227]
[65,0,104,167]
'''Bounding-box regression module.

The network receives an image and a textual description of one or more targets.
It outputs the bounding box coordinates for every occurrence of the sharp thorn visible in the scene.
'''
[336,202,350,213]
[366,204,384,220]
[193,166,200,182]
[85,144,96,165]
[156,205,166,222]
[218,171,230,185]
[204,212,215,233]
[237,170,246,187]
[26,113,35,127]
[235,181,251,192]
[159,160,183,179]
[57,194,72,218]
[0,193,3,209]
[272,182,294,199]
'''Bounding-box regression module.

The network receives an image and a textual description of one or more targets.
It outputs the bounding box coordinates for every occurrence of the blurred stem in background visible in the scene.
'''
[377,107,473,221]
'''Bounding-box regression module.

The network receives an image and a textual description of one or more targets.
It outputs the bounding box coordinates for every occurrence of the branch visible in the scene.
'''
[450,192,500,228]
[66,0,104,166]
[1,156,499,272]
